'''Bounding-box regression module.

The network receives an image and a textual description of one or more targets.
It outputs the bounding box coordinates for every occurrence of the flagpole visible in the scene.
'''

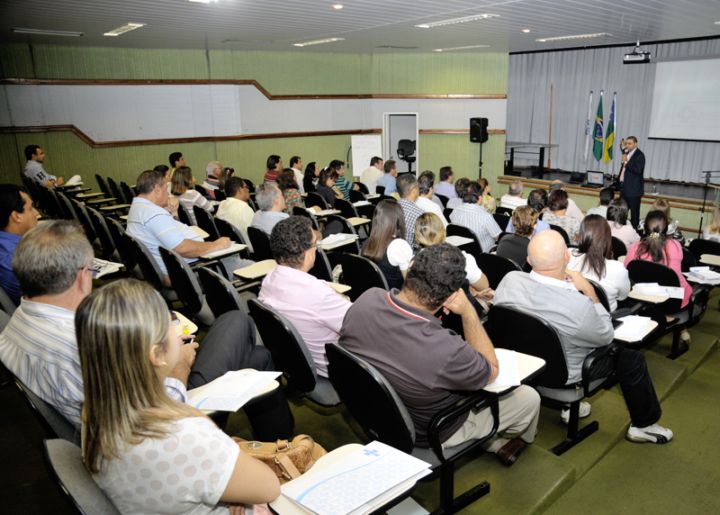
[548,83,554,169]
[613,92,618,174]
[584,90,593,163]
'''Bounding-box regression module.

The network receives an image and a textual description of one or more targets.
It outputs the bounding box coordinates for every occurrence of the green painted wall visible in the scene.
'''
[0,43,507,189]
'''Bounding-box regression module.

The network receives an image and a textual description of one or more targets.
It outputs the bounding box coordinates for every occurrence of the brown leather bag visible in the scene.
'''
[234,435,327,483]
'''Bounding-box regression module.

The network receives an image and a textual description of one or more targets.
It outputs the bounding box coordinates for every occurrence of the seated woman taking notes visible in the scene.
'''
[77,279,280,514]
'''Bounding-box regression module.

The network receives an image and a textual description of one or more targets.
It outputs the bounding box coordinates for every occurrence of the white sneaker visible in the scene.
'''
[626,423,673,444]
[560,401,591,424]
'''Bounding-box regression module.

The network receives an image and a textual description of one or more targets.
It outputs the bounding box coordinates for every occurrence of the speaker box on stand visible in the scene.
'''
[469,117,489,177]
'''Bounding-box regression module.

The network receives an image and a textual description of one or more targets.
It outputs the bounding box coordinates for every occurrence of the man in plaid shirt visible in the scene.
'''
[397,174,425,247]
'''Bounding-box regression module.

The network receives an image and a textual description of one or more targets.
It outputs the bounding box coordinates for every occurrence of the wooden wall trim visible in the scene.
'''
[0,78,507,101]
[0,125,507,148]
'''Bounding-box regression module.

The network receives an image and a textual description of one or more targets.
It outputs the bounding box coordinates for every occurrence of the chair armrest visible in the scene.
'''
[427,391,499,462]
[581,344,618,394]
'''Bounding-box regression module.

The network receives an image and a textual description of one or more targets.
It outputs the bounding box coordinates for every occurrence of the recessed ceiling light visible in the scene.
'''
[12,27,83,37]
[522,28,531,33]
[433,44,490,52]
[415,13,499,29]
[333,4,344,9]
[103,22,146,37]
[293,37,345,47]
[536,32,612,42]
[715,21,720,24]
[188,0,219,3]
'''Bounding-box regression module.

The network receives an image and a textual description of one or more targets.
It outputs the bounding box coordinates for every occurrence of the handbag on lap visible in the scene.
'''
[233,435,327,483]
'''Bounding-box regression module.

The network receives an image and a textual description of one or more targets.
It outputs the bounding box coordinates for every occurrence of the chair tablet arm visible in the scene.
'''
[581,344,618,393]
[427,391,499,461]
[611,302,643,319]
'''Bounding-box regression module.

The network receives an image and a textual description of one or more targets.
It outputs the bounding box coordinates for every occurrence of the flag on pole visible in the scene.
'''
[583,90,593,162]
[603,93,616,163]
[592,91,604,162]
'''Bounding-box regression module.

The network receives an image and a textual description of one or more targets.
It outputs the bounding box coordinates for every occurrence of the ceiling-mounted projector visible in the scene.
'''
[624,41,651,64]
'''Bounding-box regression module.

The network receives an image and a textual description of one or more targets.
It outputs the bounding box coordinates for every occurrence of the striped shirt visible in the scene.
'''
[126,197,202,275]
[449,203,502,252]
[0,299,187,428]
[176,190,213,226]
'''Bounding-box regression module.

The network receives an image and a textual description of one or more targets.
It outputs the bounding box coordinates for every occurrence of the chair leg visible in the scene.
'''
[667,327,689,360]
[432,462,490,515]
[551,401,599,456]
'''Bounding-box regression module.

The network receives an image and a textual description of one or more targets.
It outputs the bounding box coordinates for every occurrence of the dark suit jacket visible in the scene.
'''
[621,149,645,197]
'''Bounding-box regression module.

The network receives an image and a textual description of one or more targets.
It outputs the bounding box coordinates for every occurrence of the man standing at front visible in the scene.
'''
[618,136,645,228]
[340,244,540,465]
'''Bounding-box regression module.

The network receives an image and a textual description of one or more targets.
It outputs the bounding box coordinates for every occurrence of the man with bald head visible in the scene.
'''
[494,231,674,444]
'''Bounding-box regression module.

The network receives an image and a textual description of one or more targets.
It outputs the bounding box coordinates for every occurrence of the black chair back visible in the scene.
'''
[105,217,136,271]
[681,247,697,272]
[549,224,571,246]
[376,185,386,195]
[123,232,166,291]
[443,207,454,220]
[69,198,97,243]
[309,248,333,281]
[435,194,449,207]
[247,298,318,393]
[446,224,483,259]
[86,207,118,261]
[0,285,17,315]
[486,305,569,388]
[495,206,513,217]
[247,226,274,261]
[339,253,388,301]
[177,204,193,226]
[243,178,256,193]
[626,260,683,314]
[688,238,720,262]
[611,237,627,259]
[348,189,366,203]
[214,190,226,201]
[95,174,111,197]
[325,345,415,452]
[120,181,135,203]
[194,184,209,197]
[306,192,328,210]
[56,192,78,221]
[334,198,359,219]
[354,182,369,194]
[15,379,79,445]
[159,247,204,315]
[587,279,611,312]
[475,253,521,289]
[193,206,220,240]
[492,213,510,230]
[107,177,124,203]
[214,217,249,246]
[198,268,245,317]
[292,207,321,230]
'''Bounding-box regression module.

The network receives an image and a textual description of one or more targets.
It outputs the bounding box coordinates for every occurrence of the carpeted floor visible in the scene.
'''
[2,292,718,514]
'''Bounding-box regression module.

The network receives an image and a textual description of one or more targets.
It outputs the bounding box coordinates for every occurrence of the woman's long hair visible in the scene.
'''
[77,279,199,474]
[576,214,612,278]
[303,162,317,192]
[170,166,193,195]
[636,210,669,263]
[362,200,406,263]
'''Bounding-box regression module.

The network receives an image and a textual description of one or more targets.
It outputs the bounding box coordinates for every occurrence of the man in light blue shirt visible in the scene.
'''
[23,144,63,188]
[376,159,398,195]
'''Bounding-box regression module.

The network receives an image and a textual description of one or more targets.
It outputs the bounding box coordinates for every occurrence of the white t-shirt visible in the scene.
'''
[415,196,448,227]
[387,238,413,271]
[94,416,239,515]
[567,253,630,311]
[462,251,483,286]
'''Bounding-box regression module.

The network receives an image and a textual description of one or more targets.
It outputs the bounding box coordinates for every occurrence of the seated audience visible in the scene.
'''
[478,178,496,213]
[203,160,223,198]
[446,177,470,210]
[127,169,230,280]
[433,166,457,200]
[586,187,615,218]
[251,183,289,235]
[703,205,720,242]
[289,155,304,194]
[277,168,303,214]
[449,181,502,252]
[315,168,343,208]
[495,230,674,444]
[543,189,581,243]
[168,151,186,179]
[625,210,692,343]
[376,159,398,195]
[329,160,351,201]
[497,206,536,268]
[568,214,630,311]
[415,172,448,227]
[170,166,214,225]
[303,161,319,194]
[0,185,38,304]
[505,189,550,235]
[259,217,351,377]
[340,244,541,464]
[263,154,283,183]
[607,198,640,248]
[0,221,293,439]
[397,174,425,246]
[549,180,584,220]
[361,200,412,289]
[216,177,255,251]
[360,156,384,196]
[77,279,282,514]
[23,144,63,188]
[641,198,683,242]
[500,180,527,210]
[415,213,489,293]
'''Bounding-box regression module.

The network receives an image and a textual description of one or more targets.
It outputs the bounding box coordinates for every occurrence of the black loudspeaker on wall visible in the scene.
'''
[469,117,489,143]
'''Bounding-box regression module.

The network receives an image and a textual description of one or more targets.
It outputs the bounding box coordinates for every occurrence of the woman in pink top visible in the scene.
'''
[624,210,692,341]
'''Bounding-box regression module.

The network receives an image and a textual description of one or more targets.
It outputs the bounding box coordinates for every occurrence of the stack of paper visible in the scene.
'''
[187,370,281,411]
[352,200,372,207]
[634,283,684,299]
[614,315,654,342]
[201,242,247,259]
[319,233,359,247]
[685,267,720,285]
[282,441,431,515]
[65,174,83,186]
[90,258,123,279]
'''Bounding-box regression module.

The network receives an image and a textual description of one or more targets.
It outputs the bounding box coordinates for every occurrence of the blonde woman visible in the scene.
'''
[171,166,214,225]
[415,212,491,298]
[77,279,280,514]
[702,205,720,243]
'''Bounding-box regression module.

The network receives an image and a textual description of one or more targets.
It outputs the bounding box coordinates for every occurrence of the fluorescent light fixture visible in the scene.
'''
[536,32,612,42]
[333,4,344,9]
[433,44,490,52]
[103,22,146,37]
[714,21,720,24]
[293,37,344,47]
[415,13,499,29]
[12,27,83,37]
[188,0,219,3]
[521,28,531,33]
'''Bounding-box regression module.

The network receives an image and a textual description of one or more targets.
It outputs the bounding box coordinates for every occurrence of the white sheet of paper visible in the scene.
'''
[201,243,247,259]
[320,233,359,245]
[445,235,473,247]
[485,348,521,389]
[614,315,653,342]
[187,370,281,411]
[633,283,683,299]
